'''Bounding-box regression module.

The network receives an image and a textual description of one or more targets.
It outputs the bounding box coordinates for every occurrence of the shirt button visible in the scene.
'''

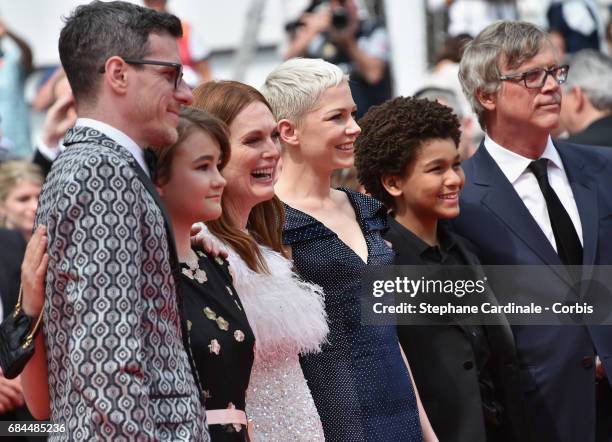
[582,356,594,369]
[463,360,474,370]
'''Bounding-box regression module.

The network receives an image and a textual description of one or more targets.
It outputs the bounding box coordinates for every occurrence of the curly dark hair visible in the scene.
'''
[354,96,461,209]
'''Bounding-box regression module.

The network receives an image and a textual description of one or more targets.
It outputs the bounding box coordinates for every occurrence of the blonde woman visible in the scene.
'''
[0,161,43,242]
[262,58,437,441]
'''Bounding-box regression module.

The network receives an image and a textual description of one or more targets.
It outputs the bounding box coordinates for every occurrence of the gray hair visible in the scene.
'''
[414,86,464,119]
[459,21,551,129]
[261,58,348,123]
[59,1,182,105]
[563,49,612,112]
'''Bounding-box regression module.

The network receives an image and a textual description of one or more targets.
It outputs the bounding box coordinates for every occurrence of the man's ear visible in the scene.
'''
[278,119,299,147]
[573,85,586,112]
[476,88,496,112]
[381,175,403,197]
[104,56,129,95]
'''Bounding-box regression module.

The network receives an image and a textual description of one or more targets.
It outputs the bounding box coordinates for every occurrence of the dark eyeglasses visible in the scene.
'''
[124,59,183,90]
[98,58,184,90]
[499,65,569,89]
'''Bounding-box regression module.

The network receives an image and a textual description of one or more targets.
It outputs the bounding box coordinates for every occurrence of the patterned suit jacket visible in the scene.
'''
[35,126,209,441]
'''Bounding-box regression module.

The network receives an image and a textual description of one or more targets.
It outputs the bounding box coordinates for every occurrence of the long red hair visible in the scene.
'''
[191,80,287,273]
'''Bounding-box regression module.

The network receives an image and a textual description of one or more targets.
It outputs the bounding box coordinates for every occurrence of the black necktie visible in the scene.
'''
[144,148,158,183]
[528,158,583,266]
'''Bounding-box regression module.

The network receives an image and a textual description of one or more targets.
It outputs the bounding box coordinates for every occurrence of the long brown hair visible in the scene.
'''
[192,80,287,273]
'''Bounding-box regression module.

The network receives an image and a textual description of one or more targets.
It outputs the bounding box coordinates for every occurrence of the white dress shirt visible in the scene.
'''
[483,134,583,252]
[74,118,150,177]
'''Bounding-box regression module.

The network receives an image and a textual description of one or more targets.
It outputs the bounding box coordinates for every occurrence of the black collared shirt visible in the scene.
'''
[386,217,503,426]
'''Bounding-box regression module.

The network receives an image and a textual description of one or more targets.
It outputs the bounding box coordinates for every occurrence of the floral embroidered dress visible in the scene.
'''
[181,248,255,442]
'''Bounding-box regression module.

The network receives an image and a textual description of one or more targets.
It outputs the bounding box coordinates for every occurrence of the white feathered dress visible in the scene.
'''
[208,232,328,441]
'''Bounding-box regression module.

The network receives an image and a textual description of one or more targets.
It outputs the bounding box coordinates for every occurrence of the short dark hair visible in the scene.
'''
[59,0,182,104]
[354,96,461,209]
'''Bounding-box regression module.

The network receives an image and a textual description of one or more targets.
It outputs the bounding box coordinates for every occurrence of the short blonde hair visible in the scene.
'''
[0,161,44,203]
[261,58,348,123]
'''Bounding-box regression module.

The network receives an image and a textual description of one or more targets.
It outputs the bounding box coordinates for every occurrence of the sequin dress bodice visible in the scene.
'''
[283,189,423,442]
[207,232,327,442]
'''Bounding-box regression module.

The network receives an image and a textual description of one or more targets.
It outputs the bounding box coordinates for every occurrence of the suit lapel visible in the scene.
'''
[470,144,573,285]
[471,145,563,265]
[556,143,600,291]
[132,161,180,278]
[556,142,599,267]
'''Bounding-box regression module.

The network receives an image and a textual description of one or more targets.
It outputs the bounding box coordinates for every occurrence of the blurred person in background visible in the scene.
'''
[607,13,612,52]
[414,86,479,159]
[330,167,364,193]
[427,0,517,38]
[32,68,66,113]
[144,0,213,86]
[284,0,391,119]
[0,117,15,162]
[0,161,42,242]
[0,18,33,158]
[547,0,602,55]
[425,34,473,111]
[418,34,482,159]
[31,74,76,177]
[559,49,612,147]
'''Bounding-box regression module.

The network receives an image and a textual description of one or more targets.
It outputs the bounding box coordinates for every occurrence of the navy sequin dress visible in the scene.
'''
[283,189,423,442]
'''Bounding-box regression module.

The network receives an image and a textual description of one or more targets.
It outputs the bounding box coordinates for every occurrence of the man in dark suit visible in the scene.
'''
[453,20,612,442]
[33,2,208,440]
[559,49,612,148]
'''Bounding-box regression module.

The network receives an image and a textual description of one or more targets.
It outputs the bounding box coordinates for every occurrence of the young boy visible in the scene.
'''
[354,96,531,442]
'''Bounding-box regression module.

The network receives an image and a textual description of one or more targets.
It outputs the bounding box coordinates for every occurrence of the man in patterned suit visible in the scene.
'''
[34,1,208,440]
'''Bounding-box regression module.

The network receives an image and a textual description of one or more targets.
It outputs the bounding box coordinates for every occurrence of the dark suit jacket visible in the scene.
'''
[564,115,612,148]
[386,218,531,442]
[451,140,612,442]
[0,228,26,318]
